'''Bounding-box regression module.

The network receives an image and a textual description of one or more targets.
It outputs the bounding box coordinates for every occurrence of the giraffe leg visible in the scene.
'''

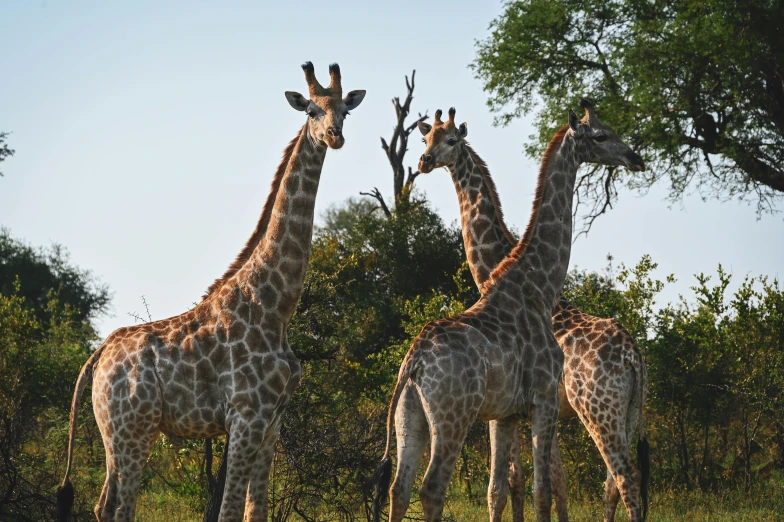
[219,417,270,522]
[549,434,569,522]
[94,458,118,522]
[390,383,429,522]
[488,417,517,522]
[244,352,300,522]
[92,361,162,522]
[243,420,280,522]
[603,470,621,522]
[584,420,642,522]
[419,420,473,522]
[531,392,559,522]
[507,426,526,522]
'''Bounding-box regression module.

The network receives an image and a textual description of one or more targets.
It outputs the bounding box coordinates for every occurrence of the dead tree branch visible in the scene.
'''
[359,187,392,218]
[379,70,428,204]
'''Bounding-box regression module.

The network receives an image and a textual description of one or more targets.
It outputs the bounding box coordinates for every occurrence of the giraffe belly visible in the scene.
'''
[477,359,526,421]
[158,381,227,439]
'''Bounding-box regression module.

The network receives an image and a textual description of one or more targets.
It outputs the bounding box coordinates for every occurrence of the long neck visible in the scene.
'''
[234,122,327,323]
[486,127,578,308]
[449,145,515,288]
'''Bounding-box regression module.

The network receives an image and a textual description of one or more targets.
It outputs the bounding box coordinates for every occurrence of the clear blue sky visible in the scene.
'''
[1,1,782,339]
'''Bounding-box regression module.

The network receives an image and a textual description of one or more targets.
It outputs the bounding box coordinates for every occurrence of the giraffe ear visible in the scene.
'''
[285,91,309,112]
[568,109,584,138]
[418,121,432,135]
[344,90,366,110]
[458,122,468,139]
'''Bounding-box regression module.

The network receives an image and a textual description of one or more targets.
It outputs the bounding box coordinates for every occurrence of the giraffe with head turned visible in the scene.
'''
[412,103,649,522]
[56,62,365,522]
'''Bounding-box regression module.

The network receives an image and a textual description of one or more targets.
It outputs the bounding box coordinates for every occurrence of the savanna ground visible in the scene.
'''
[133,473,784,522]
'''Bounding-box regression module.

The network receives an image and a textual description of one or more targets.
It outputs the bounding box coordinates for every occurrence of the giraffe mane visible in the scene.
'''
[483,124,571,289]
[464,143,516,246]
[202,124,307,299]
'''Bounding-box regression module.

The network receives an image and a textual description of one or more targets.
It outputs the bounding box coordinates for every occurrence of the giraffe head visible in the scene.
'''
[285,62,366,150]
[566,99,645,171]
[416,107,467,173]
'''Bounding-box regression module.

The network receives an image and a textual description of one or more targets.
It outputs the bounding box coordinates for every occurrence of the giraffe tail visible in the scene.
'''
[632,348,649,521]
[371,351,419,522]
[56,344,106,522]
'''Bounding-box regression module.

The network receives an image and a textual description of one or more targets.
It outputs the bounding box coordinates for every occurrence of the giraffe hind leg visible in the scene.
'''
[488,417,517,522]
[419,421,474,522]
[390,384,429,522]
[93,360,162,522]
[603,471,622,522]
[584,416,642,522]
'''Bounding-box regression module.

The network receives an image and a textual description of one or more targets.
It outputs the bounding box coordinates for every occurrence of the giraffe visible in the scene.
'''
[55,62,365,522]
[412,104,649,522]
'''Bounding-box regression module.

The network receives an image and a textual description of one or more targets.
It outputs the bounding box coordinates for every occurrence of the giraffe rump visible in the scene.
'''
[203,125,306,298]
[483,124,570,291]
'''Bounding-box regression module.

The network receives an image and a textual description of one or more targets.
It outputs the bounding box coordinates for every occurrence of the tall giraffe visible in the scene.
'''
[414,104,649,522]
[56,62,365,522]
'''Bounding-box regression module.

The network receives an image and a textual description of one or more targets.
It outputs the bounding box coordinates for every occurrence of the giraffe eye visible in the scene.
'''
[307,110,317,119]
[447,138,457,146]
[592,134,608,142]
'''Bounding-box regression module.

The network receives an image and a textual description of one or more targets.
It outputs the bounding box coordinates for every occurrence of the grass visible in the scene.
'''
[132,479,784,521]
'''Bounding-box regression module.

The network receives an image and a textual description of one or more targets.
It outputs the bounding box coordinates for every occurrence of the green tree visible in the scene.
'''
[0,131,13,177]
[0,230,111,519]
[270,194,476,521]
[0,228,111,327]
[473,0,784,230]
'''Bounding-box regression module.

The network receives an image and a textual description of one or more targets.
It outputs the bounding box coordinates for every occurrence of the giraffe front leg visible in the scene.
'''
[488,417,517,522]
[507,426,526,522]
[243,420,280,522]
[219,417,269,522]
[549,434,569,522]
[531,392,559,522]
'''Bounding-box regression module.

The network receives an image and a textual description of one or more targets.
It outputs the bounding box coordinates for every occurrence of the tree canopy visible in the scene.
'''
[0,132,13,177]
[473,0,784,230]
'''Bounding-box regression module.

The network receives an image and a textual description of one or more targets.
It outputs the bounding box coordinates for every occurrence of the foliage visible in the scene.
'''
[473,0,784,230]
[2,200,783,520]
[0,132,13,177]
[273,194,476,520]
[0,282,99,519]
[0,228,111,327]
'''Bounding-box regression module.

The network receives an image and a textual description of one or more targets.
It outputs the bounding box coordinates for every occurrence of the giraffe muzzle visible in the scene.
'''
[419,154,434,173]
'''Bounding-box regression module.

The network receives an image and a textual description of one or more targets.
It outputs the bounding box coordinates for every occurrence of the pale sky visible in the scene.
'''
[1,1,782,339]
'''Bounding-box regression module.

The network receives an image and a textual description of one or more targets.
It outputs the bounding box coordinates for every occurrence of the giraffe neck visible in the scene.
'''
[229,122,327,324]
[486,126,579,308]
[449,145,515,288]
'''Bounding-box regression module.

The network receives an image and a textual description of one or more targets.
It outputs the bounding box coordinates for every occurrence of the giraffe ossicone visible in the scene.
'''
[56,61,365,522]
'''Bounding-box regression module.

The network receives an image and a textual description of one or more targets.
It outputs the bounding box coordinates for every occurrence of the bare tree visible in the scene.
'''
[363,71,428,215]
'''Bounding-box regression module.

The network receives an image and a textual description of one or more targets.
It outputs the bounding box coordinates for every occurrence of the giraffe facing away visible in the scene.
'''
[373,103,619,522]
[414,104,649,522]
[56,62,365,522]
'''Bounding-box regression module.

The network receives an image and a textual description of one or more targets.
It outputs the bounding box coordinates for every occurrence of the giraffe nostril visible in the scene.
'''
[421,154,432,163]
[328,126,341,137]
